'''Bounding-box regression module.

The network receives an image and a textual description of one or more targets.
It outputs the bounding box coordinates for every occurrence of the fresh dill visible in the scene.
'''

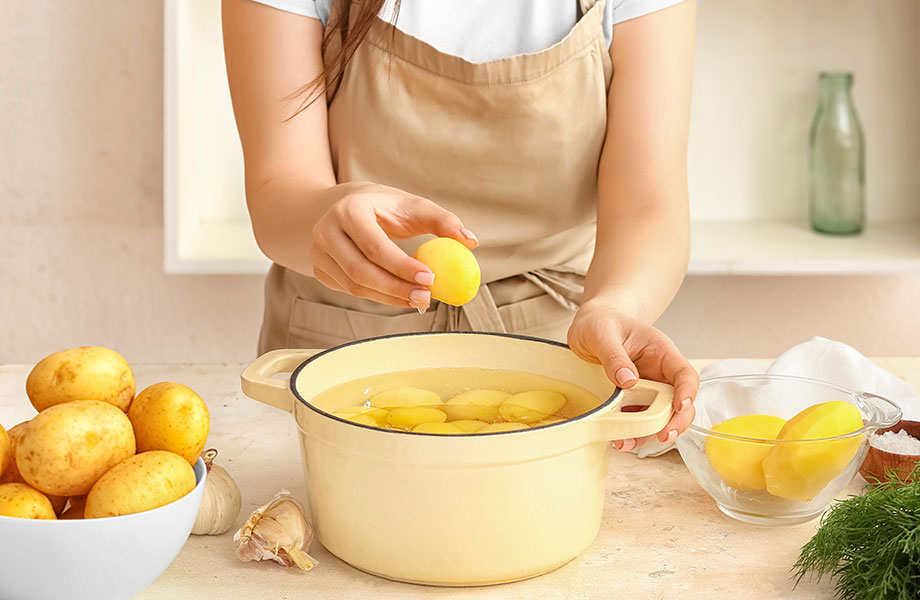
[793,465,920,600]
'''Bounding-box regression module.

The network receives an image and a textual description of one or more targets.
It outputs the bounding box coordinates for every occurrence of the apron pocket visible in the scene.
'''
[496,294,575,340]
[287,297,437,349]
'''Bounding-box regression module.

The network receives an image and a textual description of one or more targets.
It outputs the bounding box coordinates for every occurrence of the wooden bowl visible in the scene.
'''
[859,419,920,484]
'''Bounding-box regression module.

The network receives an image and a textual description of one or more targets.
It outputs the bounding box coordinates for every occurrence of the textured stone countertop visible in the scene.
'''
[2,358,919,599]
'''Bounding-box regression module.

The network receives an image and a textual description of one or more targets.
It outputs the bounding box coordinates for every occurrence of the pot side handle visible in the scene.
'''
[593,379,674,440]
[240,349,323,413]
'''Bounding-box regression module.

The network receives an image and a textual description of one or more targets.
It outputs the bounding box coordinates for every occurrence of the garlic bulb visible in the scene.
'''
[191,449,242,536]
[233,490,318,571]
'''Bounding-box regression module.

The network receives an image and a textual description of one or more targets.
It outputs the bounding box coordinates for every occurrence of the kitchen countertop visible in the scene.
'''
[2,358,919,599]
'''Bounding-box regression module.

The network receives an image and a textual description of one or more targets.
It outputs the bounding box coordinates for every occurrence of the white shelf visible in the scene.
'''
[688,220,920,275]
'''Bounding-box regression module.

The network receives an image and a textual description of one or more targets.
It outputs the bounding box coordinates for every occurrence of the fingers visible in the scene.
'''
[614,405,696,452]
[312,244,431,309]
[657,340,700,414]
[389,193,479,249]
[319,227,431,306]
[340,206,439,286]
[593,333,641,389]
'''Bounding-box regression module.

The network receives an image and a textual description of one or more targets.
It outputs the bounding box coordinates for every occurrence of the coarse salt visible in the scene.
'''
[870,429,920,455]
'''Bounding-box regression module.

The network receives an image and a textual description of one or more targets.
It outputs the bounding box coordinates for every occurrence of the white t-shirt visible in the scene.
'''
[248,0,686,63]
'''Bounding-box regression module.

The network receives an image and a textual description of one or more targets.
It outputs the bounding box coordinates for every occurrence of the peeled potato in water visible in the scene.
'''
[499,391,567,424]
[386,407,447,430]
[370,387,442,409]
[479,422,529,433]
[412,422,464,435]
[443,390,509,422]
[333,405,389,426]
[449,420,490,433]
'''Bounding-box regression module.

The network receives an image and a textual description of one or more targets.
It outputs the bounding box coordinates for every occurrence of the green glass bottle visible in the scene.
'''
[808,72,865,235]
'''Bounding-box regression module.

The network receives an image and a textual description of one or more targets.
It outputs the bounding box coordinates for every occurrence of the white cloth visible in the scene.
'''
[637,337,920,458]
[247,0,688,63]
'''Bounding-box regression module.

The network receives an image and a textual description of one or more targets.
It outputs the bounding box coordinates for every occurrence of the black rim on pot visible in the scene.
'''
[288,331,623,437]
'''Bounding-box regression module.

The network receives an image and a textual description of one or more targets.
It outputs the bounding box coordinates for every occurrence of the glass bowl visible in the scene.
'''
[676,374,901,525]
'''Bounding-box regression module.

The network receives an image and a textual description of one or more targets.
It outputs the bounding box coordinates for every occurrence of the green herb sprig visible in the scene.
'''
[794,465,920,600]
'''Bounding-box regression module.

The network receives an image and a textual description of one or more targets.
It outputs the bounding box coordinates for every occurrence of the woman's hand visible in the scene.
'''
[567,300,699,452]
[310,182,478,311]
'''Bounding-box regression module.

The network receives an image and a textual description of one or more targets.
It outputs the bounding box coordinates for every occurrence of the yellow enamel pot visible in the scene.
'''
[241,332,673,586]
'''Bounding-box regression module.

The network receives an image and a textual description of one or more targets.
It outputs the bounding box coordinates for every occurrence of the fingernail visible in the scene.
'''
[414,271,435,286]
[612,440,623,451]
[665,429,678,443]
[460,228,478,243]
[615,368,637,386]
[410,289,430,306]
[679,398,691,413]
[619,438,636,452]
[416,307,427,315]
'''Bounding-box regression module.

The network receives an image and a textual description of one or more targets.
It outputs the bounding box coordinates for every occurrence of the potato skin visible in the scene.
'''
[0,422,31,485]
[128,382,210,464]
[17,400,136,496]
[0,482,57,519]
[85,451,196,518]
[0,424,9,479]
[26,346,135,412]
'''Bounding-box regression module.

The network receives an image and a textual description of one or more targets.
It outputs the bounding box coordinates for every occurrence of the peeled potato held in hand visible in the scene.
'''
[85,451,196,518]
[0,482,57,519]
[413,237,481,306]
[26,346,135,412]
[128,382,210,464]
[16,400,136,497]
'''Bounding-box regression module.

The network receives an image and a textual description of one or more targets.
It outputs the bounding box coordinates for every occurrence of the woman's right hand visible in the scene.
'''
[310,182,478,311]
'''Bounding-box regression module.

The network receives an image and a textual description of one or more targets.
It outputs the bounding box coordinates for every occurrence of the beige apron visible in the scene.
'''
[258,0,613,353]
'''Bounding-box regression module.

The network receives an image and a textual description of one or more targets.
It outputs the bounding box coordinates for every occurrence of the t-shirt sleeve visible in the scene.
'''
[609,0,692,25]
[245,0,326,23]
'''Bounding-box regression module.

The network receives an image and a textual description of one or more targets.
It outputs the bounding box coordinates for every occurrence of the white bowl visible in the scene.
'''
[0,458,206,600]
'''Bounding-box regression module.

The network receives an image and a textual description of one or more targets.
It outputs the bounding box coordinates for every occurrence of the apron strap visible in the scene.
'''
[579,0,598,18]
[459,284,508,333]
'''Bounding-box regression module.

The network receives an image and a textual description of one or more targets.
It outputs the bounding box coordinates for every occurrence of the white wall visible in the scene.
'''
[1,0,918,365]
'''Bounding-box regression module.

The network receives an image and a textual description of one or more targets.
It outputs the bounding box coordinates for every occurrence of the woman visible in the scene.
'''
[223,0,698,449]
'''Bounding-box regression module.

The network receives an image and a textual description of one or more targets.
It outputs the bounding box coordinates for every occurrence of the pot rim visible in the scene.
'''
[688,373,901,444]
[288,331,621,437]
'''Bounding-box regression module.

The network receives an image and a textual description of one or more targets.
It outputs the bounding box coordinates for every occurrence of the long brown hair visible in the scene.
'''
[289,0,401,116]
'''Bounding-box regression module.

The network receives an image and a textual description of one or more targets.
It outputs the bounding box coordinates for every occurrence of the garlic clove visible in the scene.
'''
[192,449,243,536]
[233,490,318,571]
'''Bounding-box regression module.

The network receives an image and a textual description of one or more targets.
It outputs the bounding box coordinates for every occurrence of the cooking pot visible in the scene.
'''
[241,332,674,586]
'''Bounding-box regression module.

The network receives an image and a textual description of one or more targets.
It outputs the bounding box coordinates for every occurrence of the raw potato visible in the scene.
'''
[0,422,30,484]
[499,391,567,424]
[478,422,529,433]
[386,407,447,430]
[450,420,490,433]
[369,387,441,409]
[443,390,509,422]
[0,482,57,519]
[412,422,464,434]
[128,382,210,464]
[0,424,9,479]
[332,405,389,426]
[17,400,136,496]
[413,237,481,306]
[26,346,135,412]
[85,451,196,518]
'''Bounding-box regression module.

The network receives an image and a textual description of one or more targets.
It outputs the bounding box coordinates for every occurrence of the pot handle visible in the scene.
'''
[592,379,674,441]
[241,349,323,413]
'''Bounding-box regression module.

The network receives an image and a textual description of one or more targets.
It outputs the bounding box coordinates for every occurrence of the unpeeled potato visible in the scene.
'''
[17,400,136,496]
[0,424,10,479]
[128,382,210,464]
[0,422,30,484]
[26,346,135,412]
[85,451,196,518]
[60,495,86,520]
[0,482,57,519]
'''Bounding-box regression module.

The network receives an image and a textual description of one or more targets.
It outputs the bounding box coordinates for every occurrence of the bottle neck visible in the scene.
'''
[818,73,853,106]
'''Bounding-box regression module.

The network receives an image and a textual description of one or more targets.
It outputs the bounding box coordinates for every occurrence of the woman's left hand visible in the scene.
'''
[567,300,699,452]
